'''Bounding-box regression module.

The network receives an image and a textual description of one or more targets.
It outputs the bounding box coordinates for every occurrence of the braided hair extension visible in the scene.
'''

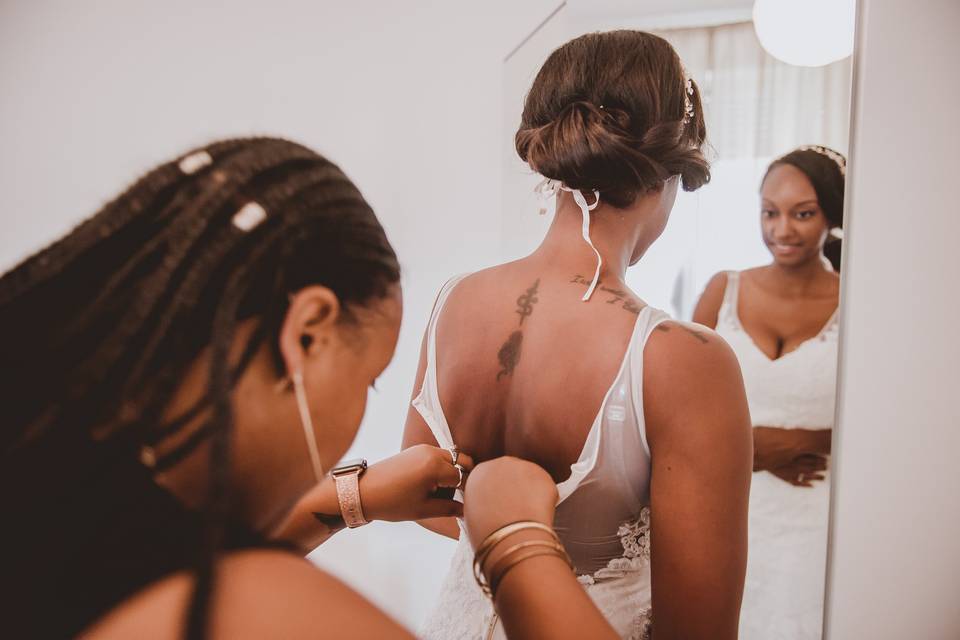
[0,137,401,638]
[1,137,285,448]
[142,164,379,452]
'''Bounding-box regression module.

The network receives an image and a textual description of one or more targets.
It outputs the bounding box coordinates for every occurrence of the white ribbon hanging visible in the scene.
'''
[535,178,603,301]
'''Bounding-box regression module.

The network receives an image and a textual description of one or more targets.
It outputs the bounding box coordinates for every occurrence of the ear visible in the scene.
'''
[278,285,341,377]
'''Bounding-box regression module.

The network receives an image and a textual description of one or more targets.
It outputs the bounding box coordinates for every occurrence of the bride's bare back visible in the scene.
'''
[423,261,644,482]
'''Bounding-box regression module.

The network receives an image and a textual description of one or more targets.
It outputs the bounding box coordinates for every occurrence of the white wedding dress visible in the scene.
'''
[715,271,839,640]
[414,274,671,640]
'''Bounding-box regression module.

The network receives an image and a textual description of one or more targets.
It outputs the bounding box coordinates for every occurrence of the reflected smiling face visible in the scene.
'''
[760,164,831,268]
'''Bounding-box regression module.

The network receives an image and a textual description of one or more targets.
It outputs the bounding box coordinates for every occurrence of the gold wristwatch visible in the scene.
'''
[331,458,369,528]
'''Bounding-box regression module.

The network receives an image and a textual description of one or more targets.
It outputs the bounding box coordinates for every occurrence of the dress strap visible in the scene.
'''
[411,274,469,450]
[425,274,469,380]
[628,306,673,457]
[718,271,741,327]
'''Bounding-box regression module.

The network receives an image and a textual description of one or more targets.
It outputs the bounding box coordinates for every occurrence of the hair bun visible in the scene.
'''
[515,30,711,208]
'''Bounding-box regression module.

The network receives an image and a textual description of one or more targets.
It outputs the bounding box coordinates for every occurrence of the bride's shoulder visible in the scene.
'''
[642,318,748,442]
[643,319,741,394]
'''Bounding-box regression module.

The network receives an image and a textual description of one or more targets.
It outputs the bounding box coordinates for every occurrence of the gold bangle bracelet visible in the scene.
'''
[472,521,559,590]
[489,547,571,598]
[485,539,569,596]
[474,521,559,561]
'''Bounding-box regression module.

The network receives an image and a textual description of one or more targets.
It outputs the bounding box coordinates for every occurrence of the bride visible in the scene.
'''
[402,31,752,640]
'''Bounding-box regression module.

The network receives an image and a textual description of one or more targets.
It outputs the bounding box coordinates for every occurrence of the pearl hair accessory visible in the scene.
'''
[799,145,847,176]
[683,76,695,124]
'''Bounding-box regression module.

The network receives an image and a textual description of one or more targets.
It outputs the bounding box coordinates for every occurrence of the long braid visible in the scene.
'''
[185,261,247,640]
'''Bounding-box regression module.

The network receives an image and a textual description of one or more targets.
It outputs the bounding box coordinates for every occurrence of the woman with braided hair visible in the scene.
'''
[0,136,445,638]
[404,31,752,640]
[0,136,634,639]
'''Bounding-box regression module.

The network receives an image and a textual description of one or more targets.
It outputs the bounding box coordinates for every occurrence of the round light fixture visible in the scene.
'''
[753,0,856,67]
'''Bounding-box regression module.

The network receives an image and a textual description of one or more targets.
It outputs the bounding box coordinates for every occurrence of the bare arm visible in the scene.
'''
[643,321,753,640]
[270,475,345,551]
[691,272,728,329]
[753,426,832,486]
[271,445,471,552]
[400,321,460,540]
[756,426,832,456]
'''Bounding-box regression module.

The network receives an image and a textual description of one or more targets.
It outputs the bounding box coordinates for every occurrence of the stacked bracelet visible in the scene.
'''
[473,521,573,597]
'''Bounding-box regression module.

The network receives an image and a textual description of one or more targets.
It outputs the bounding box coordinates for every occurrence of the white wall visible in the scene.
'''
[0,0,557,630]
[824,1,960,638]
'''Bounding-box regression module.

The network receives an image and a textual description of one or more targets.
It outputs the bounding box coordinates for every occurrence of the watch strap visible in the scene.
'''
[334,469,368,528]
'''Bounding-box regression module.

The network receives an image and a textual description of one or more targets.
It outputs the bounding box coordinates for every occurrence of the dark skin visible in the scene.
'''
[693,163,839,487]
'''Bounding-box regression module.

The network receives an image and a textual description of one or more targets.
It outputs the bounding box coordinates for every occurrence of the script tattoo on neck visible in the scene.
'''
[570,274,643,315]
[496,278,541,381]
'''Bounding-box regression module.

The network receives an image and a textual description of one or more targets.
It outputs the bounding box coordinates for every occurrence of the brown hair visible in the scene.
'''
[515,30,710,208]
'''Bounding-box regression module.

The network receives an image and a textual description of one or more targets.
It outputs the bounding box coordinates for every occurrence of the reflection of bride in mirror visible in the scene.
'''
[694,146,845,639]
[403,30,752,640]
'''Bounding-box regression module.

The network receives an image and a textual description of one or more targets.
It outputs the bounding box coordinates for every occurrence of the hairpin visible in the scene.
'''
[178,150,213,175]
[683,72,695,125]
[232,201,267,232]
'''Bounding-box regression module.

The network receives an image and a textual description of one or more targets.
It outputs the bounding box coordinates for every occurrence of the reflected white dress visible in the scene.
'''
[415,275,671,640]
[715,271,838,640]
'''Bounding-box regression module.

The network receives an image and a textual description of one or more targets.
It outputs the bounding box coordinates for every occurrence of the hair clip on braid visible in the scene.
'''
[232,202,267,232]
[178,151,213,175]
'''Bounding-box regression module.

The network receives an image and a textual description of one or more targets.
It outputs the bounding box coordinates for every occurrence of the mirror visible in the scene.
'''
[502,2,853,638]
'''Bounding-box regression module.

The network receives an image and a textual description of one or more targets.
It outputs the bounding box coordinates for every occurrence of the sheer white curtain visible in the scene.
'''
[625,21,851,319]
